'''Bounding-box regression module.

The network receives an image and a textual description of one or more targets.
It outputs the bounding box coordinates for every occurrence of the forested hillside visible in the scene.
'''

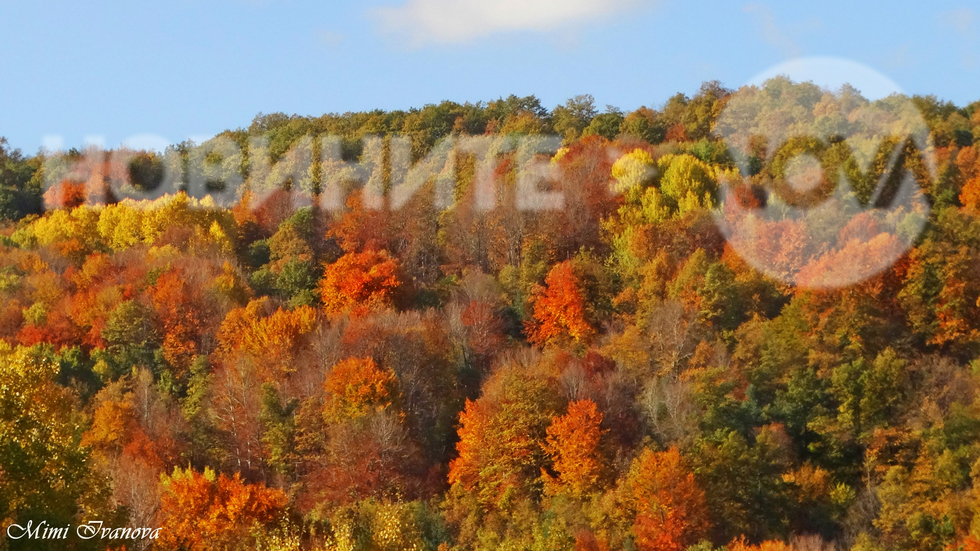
[2,79,980,550]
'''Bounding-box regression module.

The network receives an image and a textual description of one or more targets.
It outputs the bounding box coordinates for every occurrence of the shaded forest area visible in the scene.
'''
[2,79,980,550]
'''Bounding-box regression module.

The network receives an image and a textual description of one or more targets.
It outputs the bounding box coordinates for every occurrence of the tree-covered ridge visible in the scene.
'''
[0,79,980,550]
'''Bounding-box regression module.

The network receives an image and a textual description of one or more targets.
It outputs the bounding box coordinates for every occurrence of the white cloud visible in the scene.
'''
[372,0,649,46]
[940,7,978,37]
[939,8,977,69]
[743,4,800,59]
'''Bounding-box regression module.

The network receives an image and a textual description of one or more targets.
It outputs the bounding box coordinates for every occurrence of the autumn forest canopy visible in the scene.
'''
[3,79,980,550]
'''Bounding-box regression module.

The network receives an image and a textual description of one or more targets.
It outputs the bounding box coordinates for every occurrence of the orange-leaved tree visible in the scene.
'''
[958,144,980,213]
[448,362,562,507]
[150,268,207,377]
[323,356,399,422]
[619,447,709,551]
[217,297,317,378]
[526,260,595,347]
[319,249,401,316]
[156,466,288,551]
[542,399,607,497]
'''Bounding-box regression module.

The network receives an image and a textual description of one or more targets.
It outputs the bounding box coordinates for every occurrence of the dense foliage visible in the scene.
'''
[1,80,980,550]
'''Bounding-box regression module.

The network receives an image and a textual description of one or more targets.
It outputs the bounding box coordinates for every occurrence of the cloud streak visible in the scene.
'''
[743,4,801,59]
[372,0,650,46]
[940,7,978,37]
[939,8,977,69]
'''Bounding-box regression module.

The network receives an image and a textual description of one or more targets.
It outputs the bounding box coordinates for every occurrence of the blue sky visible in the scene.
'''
[0,0,976,153]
